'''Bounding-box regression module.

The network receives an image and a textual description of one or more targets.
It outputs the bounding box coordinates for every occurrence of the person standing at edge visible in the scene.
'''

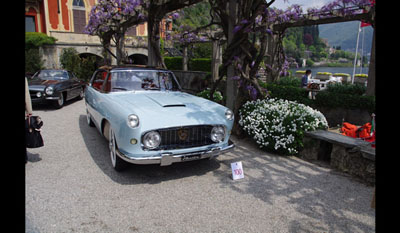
[25,77,33,164]
[301,69,312,88]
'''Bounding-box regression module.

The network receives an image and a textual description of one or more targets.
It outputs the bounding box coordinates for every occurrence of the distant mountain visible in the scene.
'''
[319,21,373,55]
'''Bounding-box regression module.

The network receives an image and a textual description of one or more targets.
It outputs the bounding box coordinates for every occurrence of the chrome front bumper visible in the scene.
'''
[116,140,235,166]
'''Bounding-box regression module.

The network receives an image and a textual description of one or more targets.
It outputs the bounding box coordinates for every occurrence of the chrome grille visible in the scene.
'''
[145,125,215,150]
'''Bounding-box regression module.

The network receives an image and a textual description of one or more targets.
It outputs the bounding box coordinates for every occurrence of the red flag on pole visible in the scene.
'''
[361,21,370,27]
[361,0,375,27]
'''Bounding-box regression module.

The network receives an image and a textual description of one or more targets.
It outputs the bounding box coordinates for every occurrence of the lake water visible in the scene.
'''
[290,66,369,77]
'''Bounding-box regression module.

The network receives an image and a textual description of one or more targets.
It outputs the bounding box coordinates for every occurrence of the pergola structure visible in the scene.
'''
[172,1,375,101]
[176,29,226,83]
[271,4,375,96]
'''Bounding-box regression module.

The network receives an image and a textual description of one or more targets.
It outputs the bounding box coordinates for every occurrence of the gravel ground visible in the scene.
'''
[26,99,375,233]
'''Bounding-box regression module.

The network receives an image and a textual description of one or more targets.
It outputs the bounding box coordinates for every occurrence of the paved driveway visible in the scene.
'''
[26,99,375,232]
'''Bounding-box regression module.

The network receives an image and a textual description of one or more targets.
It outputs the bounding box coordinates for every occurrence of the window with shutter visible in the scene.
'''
[73,0,86,33]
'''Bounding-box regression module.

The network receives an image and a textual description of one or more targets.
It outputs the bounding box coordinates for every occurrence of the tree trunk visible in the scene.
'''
[225,0,238,111]
[211,39,222,83]
[182,45,188,71]
[100,35,114,66]
[115,33,125,65]
[147,18,166,68]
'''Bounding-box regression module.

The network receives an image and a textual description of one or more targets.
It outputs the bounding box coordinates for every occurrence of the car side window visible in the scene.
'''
[91,70,108,92]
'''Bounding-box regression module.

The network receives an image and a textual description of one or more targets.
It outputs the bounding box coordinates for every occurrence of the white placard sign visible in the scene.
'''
[231,161,244,180]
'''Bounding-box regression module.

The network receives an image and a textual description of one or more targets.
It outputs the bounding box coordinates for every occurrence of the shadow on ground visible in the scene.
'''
[27,151,42,163]
[78,115,220,185]
[212,137,375,232]
[32,98,82,112]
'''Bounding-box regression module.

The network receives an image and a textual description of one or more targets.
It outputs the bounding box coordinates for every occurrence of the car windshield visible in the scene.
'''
[33,70,69,80]
[109,70,180,92]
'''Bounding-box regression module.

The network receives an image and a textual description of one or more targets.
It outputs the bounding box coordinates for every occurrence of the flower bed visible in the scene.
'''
[354,74,368,85]
[295,70,306,79]
[316,72,332,81]
[354,74,368,78]
[239,98,328,155]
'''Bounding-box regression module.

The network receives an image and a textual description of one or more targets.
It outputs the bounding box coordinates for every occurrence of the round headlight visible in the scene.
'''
[127,114,139,128]
[143,131,161,149]
[45,86,54,95]
[225,109,234,121]
[211,126,225,143]
[36,92,42,98]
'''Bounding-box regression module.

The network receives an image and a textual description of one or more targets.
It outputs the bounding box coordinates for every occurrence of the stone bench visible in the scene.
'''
[299,130,375,185]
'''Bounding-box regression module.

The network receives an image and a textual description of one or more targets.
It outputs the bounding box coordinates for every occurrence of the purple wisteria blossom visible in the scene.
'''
[246,85,258,100]
[85,0,145,36]
[172,12,180,19]
[233,25,242,34]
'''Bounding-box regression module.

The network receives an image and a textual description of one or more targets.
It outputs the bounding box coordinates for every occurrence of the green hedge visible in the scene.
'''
[259,81,375,113]
[189,58,211,72]
[25,32,56,50]
[164,57,183,70]
[259,81,313,106]
[314,91,375,113]
[325,83,366,96]
[164,57,211,72]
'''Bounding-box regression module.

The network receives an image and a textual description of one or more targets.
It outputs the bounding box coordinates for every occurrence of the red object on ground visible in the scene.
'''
[341,122,358,138]
[341,122,375,148]
[358,123,372,138]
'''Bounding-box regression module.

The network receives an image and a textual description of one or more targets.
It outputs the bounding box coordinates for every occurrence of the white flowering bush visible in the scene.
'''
[239,98,328,155]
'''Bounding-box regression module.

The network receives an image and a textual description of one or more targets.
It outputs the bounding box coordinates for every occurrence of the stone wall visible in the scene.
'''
[40,32,149,69]
[299,130,375,186]
[330,145,375,185]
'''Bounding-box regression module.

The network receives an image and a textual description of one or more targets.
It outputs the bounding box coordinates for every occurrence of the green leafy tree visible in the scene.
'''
[25,49,43,74]
[25,32,57,74]
[59,48,80,74]
[59,48,98,82]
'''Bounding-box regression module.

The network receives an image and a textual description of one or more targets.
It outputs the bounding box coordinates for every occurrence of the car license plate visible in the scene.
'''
[181,154,201,161]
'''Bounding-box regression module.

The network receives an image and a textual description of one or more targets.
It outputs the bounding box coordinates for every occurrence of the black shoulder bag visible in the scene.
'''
[25,116,44,148]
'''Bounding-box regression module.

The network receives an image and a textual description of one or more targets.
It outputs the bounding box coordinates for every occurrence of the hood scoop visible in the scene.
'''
[163,104,186,108]
[144,94,186,108]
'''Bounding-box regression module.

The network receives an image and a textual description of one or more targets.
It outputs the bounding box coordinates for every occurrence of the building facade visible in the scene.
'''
[25,0,171,68]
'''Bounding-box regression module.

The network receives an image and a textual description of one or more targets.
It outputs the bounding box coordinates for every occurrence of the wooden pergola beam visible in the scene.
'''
[273,12,371,31]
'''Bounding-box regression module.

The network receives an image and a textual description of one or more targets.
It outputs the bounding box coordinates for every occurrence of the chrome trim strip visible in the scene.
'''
[45,97,60,100]
[116,140,235,166]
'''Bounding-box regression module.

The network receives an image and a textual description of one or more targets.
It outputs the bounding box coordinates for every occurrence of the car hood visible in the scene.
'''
[28,79,61,91]
[109,91,230,129]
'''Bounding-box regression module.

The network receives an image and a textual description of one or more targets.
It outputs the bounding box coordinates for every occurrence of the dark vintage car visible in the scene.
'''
[28,69,86,108]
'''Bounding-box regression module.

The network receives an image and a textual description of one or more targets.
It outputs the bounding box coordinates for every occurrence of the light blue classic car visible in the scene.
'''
[84,65,235,171]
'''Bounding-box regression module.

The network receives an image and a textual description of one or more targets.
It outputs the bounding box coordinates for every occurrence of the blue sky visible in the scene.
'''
[272,0,333,10]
